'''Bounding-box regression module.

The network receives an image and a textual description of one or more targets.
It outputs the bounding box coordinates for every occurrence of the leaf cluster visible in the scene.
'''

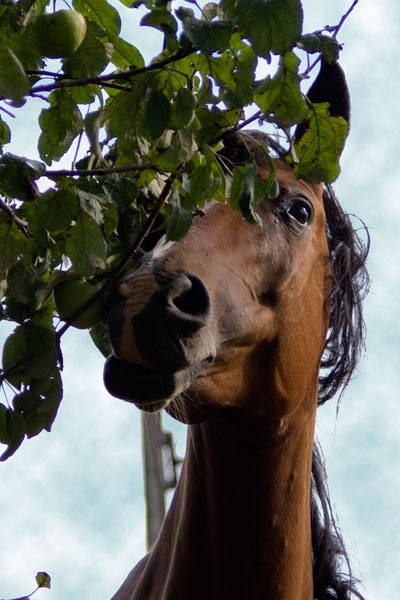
[0,0,349,458]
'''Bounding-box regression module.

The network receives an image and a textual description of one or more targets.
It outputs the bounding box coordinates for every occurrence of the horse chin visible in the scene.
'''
[103,355,213,412]
[165,395,221,424]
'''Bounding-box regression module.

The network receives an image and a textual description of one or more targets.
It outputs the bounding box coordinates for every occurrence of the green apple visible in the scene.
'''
[53,279,103,329]
[32,10,87,59]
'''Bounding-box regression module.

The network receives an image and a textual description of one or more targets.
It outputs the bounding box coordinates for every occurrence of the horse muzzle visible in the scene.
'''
[103,271,216,406]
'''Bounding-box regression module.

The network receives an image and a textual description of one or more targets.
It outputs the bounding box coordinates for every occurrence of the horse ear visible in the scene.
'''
[295,60,351,140]
[218,130,282,170]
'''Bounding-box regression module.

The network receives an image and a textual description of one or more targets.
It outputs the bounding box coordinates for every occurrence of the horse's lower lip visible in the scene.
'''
[104,356,175,404]
[103,355,213,407]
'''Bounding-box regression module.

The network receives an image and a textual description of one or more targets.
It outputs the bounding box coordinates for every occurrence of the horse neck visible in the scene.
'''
[122,401,317,600]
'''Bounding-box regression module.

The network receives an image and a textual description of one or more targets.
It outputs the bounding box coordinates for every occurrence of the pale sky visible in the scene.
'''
[1,1,399,599]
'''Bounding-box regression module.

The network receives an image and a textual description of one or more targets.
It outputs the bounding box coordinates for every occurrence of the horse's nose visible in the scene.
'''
[162,272,211,334]
[108,271,212,370]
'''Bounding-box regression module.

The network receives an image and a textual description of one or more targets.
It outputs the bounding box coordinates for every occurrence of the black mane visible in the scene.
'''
[312,187,369,600]
[319,185,370,405]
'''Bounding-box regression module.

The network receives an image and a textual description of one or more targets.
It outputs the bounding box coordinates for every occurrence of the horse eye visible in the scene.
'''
[287,200,312,225]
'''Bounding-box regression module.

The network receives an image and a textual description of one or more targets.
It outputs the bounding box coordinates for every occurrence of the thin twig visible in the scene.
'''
[208,109,263,148]
[0,198,31,237]
[26,69,65,78]
[332,0,359,39]
[304,0,359,76]
[41,162,157,178]
[0,105,16,118]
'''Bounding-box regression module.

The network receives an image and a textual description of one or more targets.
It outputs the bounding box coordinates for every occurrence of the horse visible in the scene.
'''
[104,61,369,600]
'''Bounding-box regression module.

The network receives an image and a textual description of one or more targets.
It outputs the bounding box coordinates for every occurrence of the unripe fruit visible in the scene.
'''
[32,10,87,59]
[53,279,103,329]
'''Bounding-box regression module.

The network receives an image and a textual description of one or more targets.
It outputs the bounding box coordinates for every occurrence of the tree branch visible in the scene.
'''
[30,48,195,96]
[0,198,31,237]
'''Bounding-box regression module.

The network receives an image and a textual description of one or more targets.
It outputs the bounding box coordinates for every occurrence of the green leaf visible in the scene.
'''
[104,82,151,158]
[117,0,139,6]
[22,316,58,380]
[102,176,139,209]
[154,130,198,169]
[294,102,348,183]
[11,369,62,439]
[219,0,236,20]
[187,164,223,206]
[205,55,236,95]
[7,18,44,76]
[38,90,83,166]
[111,37,145,68]
[77,189,104,224]
[117,0,138,6]
[183,18,233,54]
[69,83,101,105]
[36,571,51,589]
[0,221,30,281]
[223,36,257,108]
[202,2,219,21]
[32,368,63,425]
[2,325,28,387]
[166,188,193,241]
[254,52,308,128]
[235,0,303,57]
[6,261,42,307]
[145,88,171,140]
[141,9,178,36]
[141,8,178,52]
[0,403,9,444]
[90,321,113,358]
[103,202,119,237]
[173,88,196,129]
[0,117,11,149]
[299,33,341,63]
[0,408,25,461]
[73,0,121,43]
[65,212,107,275]
[0,42,30,106]
[13,390,46,439]
[41,190,78,232]
[229,158,263,226]
[0,153,44,201]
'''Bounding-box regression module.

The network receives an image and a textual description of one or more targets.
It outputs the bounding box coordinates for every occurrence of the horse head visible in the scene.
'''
[104,62,360,425]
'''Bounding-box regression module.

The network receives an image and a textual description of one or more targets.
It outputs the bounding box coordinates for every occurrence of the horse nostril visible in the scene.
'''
[170,274,210,319]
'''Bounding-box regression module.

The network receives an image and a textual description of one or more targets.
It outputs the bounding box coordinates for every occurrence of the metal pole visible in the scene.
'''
[141,412,180,549]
